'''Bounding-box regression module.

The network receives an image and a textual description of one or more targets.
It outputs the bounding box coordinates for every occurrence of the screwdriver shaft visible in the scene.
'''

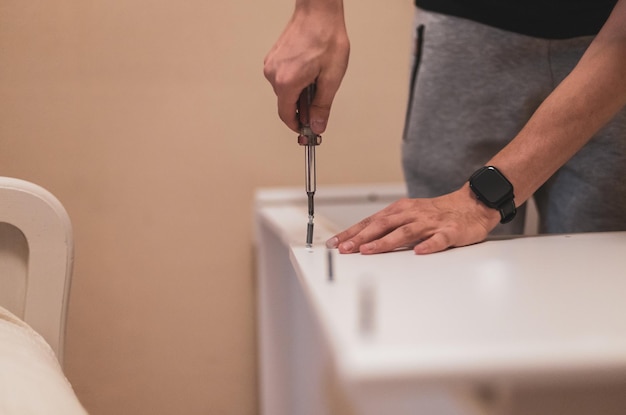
[305,148,315,248]
[298,85,321,248]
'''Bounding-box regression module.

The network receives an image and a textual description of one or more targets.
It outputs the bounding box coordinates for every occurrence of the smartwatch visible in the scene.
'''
[469,166,517,224]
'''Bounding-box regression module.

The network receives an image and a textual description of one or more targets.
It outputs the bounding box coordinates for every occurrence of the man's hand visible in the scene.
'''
[326,185,502,255]
[263,1,349,134]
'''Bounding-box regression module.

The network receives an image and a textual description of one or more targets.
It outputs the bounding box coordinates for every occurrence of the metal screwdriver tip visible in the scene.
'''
[327,248,334,281]
[306,217,314,248]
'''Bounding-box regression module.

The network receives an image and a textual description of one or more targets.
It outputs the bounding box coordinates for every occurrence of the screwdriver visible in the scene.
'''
[297,84,322,248]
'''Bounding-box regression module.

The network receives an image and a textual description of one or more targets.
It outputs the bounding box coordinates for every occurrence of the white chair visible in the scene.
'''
[0,176,74,366]
[0,176,85,414]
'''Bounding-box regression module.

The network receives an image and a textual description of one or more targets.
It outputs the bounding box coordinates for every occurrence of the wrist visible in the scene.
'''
[458,183,502,230]
[295,0,344,15]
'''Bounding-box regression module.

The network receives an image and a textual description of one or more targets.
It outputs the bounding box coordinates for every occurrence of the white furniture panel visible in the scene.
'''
[255,184,626,415]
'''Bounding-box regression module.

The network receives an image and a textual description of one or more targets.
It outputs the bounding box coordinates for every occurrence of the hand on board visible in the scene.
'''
[326,185,502,255]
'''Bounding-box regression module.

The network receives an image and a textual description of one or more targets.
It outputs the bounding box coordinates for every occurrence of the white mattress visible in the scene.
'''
[0,306,87,414]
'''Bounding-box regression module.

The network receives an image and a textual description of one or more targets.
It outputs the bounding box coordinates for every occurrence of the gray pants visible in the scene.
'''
[402,9,626,234]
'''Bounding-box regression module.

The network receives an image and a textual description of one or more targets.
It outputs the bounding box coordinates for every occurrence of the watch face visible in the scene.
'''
[472,167,513,204]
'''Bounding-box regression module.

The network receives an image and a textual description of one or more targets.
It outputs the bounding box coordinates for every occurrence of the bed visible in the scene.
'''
[0,177,87,414]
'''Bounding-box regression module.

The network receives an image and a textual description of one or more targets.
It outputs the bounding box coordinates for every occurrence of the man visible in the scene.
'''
[264,0,626,255]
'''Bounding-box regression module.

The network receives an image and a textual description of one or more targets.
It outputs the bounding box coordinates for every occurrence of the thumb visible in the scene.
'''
[309,77,338,135]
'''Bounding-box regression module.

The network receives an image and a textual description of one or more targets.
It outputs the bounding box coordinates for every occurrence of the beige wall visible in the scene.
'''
[0,1,412,414]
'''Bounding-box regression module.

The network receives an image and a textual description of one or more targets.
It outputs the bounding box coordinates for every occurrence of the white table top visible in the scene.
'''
[256,185,626,387]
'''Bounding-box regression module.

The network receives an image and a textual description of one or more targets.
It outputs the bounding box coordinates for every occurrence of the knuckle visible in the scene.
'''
[400,224,414,238]
[395,198,409,208]
[446,221,463,235]
[438,232,452,248]
[271,72,295,94]
[359,216,374,227]
[311,102,331,113]
[262,64,272,81]
[374,216,391,229]
[278,111,291,124]
[395,198,415,211]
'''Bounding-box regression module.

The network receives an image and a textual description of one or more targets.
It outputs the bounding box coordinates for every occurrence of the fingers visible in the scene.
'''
[358,224,424,254]
[263,12,350,135]
[328,203,422,254]
[265,68,332,134]
[308,71,341,134]
[277,87,305,133]
[331,222,454,256]
[263,41,318,133]
[264,60,311,133]
[325,191,496,256]
[271,72,341,135]
[413,232,453,255]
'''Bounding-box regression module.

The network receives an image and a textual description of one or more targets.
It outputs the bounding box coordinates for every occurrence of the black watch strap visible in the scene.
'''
[498,199,517,224]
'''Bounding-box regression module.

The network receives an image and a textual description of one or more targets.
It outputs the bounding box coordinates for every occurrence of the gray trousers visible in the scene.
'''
[402,9,626,234]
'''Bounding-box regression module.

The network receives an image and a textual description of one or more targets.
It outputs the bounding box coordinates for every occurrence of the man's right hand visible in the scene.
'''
[263,0,350,134]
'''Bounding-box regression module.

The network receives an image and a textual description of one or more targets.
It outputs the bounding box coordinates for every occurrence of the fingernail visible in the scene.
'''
[340,241,354,252]
[311,119,326,134]
[325,237,339,249]
[361,242,376,253]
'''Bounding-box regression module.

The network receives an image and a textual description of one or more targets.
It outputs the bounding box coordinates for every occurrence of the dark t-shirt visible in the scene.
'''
[414,0,618,39]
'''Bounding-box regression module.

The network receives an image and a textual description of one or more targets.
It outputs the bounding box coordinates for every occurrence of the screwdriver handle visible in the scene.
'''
[298,84,315,127]
[297,84,322,146]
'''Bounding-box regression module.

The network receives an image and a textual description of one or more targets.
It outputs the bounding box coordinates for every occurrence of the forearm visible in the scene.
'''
[489,0,626,205]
